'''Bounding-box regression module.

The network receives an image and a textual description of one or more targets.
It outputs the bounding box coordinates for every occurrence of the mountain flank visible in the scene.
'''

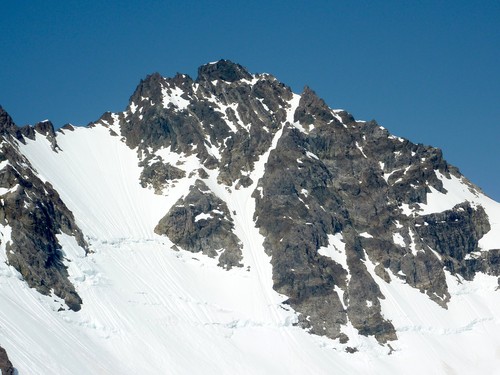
[0,60,499,356]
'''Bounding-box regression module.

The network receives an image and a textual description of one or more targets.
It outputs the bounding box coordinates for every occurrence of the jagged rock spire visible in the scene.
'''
[0,106,17,134]
[128,72,167,106]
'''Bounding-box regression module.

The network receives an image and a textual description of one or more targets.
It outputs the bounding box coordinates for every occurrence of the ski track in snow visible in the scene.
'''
[12,119,347,374]
[0,104,498,373]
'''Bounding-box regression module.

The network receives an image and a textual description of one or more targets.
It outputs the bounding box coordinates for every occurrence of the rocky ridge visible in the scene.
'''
[92,60,499,344]
[0,106,87,311]
[1,60,499,348]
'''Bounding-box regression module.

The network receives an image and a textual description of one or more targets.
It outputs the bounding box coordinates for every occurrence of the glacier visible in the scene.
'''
[0,61,499,374]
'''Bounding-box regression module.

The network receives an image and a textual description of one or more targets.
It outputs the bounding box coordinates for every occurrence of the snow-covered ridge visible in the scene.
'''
[22,125,169,241]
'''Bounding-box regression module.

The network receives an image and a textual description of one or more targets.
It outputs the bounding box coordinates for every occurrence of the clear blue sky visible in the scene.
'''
[1,1,499,200]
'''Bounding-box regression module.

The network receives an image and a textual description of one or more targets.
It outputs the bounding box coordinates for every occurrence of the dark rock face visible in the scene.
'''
[197,60,253,83]
[155,179,242,269]
[294,86,338,127]
[33,120,60,151]
[108,60,293,189]
[1,106,60,151]
[253,86,498,343]
[416,203,491,279]
[139,160,186,194]
[0,108,87,311]
[99,63,499,345]
[0,107,19,135]
[0,345,14,375]
[5,60,496,349]
[253,123,397,343]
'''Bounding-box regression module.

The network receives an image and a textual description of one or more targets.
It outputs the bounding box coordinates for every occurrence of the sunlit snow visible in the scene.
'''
[0,95,498,373]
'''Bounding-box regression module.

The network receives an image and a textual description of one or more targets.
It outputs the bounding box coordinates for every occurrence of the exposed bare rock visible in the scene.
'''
[119,60,293,187]
[139,159,186,194]
[0,345,14,375]
[196,59,253,83]
[110,66,499,345]
[155,179,243,269]
[0,108,87,311]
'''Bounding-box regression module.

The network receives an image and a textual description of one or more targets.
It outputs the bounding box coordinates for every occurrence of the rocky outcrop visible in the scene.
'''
[19,119,59,149]
[155,179,242,269]
[416,203,491,279]
[0,345,14,375]
[1,107,60,151]
[0,108,87,311]
[139,159,186,194]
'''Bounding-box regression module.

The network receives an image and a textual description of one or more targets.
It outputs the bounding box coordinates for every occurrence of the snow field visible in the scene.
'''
[12,120,348,373]
[0,111,498,373]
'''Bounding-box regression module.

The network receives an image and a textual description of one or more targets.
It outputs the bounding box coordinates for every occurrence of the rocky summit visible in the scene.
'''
[0,60,499,374]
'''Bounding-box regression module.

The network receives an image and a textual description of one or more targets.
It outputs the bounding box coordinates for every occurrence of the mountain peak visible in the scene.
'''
[3,62,500,374]
[196,59,253,82]
[0,105,16,133]
[34,119,56,139]
[128,72,166,106]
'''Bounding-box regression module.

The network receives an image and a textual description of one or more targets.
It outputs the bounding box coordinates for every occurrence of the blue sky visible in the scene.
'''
[1,1,499,200]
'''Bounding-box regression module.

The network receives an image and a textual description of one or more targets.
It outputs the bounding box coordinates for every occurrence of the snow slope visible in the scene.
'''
[0,121,499,374]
